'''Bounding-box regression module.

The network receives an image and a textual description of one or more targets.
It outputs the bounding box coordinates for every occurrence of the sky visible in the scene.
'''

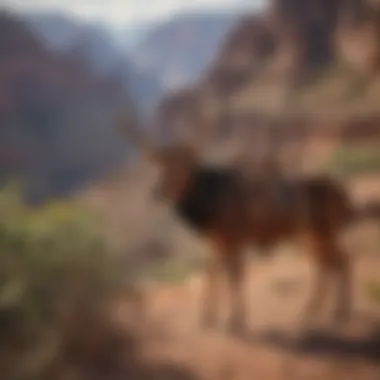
[0,0,264,28]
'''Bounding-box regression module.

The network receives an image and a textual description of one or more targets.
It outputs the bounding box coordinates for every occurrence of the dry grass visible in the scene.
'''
[365,281,380,306]
[329,145,380,177]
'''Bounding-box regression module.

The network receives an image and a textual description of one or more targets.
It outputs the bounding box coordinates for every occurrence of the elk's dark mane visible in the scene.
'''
[174,166,236,232]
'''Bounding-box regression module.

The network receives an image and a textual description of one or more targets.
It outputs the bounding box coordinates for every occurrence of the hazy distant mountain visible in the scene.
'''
[24,9,249,110]
[25,11,164,112]
[0,10,136,202]
[130,12,239,91]
[26,11,86,51]
[27,12,125,74]
[112,23,159,53]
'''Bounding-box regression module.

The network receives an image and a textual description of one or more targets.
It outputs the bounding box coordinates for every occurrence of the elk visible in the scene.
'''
[117,96,371,334]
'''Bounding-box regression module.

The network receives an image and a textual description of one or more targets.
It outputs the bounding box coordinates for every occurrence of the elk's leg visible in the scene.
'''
[320,240,351,323]
[302,259,328,324]
[307,234,352,324]
[331,247,351,323]
[223,247,246,334]
[201,252,221,329]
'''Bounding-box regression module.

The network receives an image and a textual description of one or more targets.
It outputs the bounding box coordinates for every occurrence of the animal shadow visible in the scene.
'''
[240,324,380,362]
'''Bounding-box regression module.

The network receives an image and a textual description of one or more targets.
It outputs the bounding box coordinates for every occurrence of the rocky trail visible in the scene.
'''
[116,252,380,380]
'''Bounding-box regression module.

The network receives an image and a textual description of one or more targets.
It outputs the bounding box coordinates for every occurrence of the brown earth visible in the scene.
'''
[109,175,380,380]
[118,252,380,380]
[77,159,380,380]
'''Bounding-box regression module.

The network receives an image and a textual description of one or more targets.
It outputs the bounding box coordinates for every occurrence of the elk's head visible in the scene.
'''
[149,143,199,202]
[117,89,215,204]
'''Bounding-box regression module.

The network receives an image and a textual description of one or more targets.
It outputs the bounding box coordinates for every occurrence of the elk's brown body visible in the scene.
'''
[155,156,354,331]
[117,96,377,334]
[173,165,351,245]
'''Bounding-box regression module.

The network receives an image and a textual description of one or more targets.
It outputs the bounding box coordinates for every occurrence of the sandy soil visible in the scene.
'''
[116,248,380,380]
[92,172,380,380]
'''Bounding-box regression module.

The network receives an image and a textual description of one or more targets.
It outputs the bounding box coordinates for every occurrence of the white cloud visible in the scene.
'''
[0,0,264,27]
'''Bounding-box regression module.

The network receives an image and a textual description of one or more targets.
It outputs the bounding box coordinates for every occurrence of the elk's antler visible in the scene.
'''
[115,106,159,163]
[154,87,217,154]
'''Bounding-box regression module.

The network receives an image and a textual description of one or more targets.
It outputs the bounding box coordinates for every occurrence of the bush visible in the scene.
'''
[329,145,380,177]
[365,281,380,305]
[0,185,126,378]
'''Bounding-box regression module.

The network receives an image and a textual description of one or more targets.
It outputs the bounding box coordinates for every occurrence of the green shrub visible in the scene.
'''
[0,185,126,378]
[364,281,380,305]
[329,145,380,177]
[147,256,205,284]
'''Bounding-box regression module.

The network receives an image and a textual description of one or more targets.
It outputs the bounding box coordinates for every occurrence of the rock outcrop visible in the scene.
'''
[157,0,380,147]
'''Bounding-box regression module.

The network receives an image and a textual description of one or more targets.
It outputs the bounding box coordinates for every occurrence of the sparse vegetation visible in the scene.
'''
[0,185,128,379]
[148,256,205,284]
[364,281,380,305]
[329,145,380,177]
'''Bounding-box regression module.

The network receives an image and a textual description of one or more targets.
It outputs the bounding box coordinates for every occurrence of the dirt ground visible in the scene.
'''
[115,247,380,380]
[94,172,380,380]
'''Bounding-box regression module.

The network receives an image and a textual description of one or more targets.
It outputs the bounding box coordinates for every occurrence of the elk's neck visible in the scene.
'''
[173,166,233,232]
